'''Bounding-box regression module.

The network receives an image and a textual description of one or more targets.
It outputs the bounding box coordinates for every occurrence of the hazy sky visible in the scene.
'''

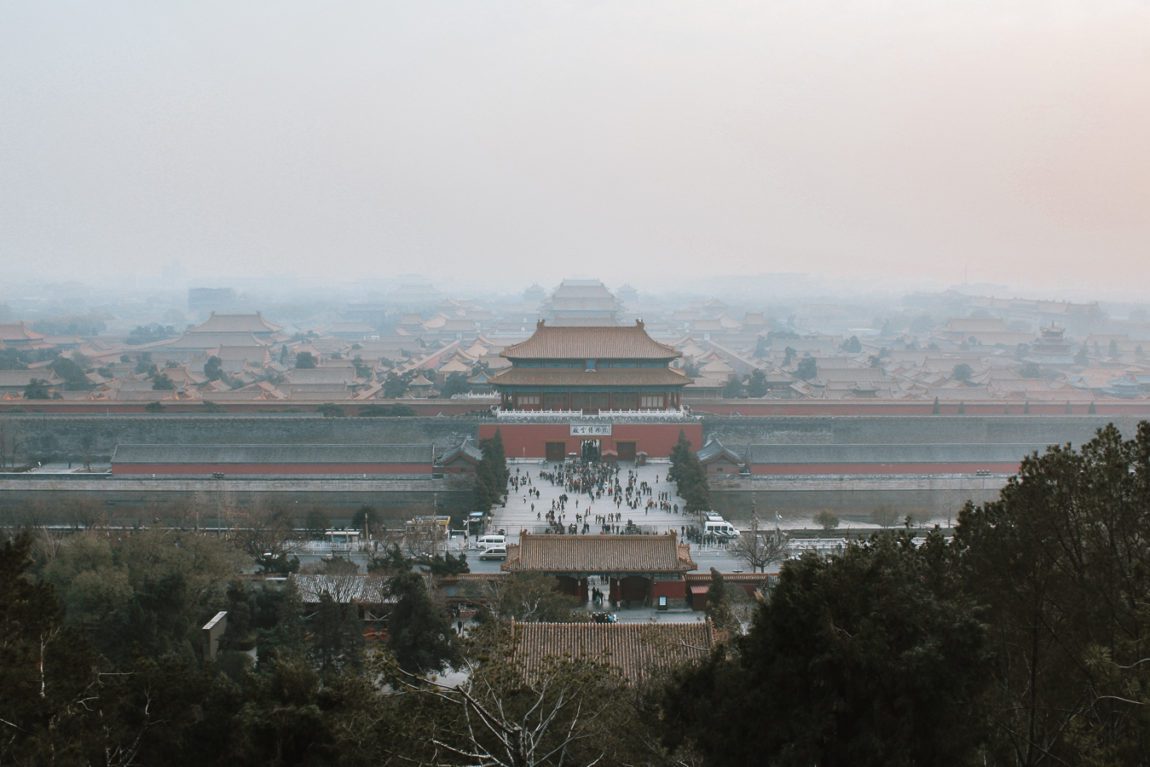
[2,1,1148,297]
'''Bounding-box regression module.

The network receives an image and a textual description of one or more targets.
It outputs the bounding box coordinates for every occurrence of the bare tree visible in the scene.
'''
[396,654,620,767]
[871,505,899,528]
[230,501,301,571]
[403,517,446,560]
[730,514,788,573]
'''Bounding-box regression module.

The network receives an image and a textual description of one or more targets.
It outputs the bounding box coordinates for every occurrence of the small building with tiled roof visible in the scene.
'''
[502,532,697,607]
[697,437,745,475]
[509,620,715,684]
[435,437,484,474]
[0,322,48,348]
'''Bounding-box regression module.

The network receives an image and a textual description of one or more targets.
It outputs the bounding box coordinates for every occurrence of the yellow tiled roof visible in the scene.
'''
[511,621,714,684]
[490,367,689,388]
[503,321,680,360]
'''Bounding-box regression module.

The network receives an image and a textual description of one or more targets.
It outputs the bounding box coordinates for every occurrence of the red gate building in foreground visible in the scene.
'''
[487,320,700,459]
[491,320,690,413]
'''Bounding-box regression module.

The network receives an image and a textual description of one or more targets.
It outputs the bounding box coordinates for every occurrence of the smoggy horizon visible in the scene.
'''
[3,2,1148,300]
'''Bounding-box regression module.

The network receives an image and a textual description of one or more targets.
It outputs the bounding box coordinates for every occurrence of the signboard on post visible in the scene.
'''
[570,423,612,436]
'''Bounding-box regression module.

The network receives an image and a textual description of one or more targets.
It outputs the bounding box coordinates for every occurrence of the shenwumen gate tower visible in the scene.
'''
[482,320,701,461]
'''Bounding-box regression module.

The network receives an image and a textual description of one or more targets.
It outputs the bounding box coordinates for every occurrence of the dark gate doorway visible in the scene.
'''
[581,439,601,462]
[616,441,637,461]
[545,442,566,462]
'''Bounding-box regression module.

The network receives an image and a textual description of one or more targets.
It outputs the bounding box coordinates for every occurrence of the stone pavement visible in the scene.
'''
[487,459,700,546]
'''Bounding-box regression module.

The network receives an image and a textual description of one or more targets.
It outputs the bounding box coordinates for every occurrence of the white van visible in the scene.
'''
[476,534,506,549]
[704,519,740,540]
[478,546,507,561]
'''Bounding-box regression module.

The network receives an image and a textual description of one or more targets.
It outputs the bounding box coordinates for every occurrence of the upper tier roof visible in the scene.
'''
[192,312,282,334]
[502,320,680,360]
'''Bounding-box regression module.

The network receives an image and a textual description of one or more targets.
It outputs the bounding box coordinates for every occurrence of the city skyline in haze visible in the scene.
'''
[2,1,1148,300]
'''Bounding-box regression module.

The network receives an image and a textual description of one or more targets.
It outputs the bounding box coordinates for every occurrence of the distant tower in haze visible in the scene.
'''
[542,279,621,326]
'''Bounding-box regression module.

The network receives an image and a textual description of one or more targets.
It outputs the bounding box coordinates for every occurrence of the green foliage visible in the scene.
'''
[841,335,862,353]
[135,351,156,375]
[813,509,839,530]
[704,568,739,636]
[953,423,1150,765]
[152,372,175,390]
[23,377,51,399]
[0,533,105,765]
[383,371,411,398]
[127,323,177,345]
[295,351,317,369]
[40,530,242,665]
[664,532,990,766]
[745,368,768,397]
[145,400,165,412]
[317,402,344,417]
[204,354,223,381]
[425,550,470,576]
[304,509,330,534]
[753,335,770,358]
[309,591,365,675]
[350,505,378,535]
[721,374,745,399]
[440,371,470,398]
[49,356,91,390]
[474,429,509,512]
[668,431,710,513]
[0,348,26,369]
[952,362,974,382]
[386,571,460,674]
[32,314,107,337]
[796,355,817,380]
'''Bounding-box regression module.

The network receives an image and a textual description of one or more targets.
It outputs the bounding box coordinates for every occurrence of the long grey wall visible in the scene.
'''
[0,415,480,464]
[703,415,1144,451]
[2,414,1143,465]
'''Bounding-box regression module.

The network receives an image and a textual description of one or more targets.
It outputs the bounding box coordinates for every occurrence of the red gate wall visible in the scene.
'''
[477,422,703,459]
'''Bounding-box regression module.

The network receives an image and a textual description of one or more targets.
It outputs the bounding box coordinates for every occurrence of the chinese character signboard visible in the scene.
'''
[570,423,612,436]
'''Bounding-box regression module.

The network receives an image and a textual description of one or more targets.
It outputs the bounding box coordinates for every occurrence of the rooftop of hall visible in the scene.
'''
[190,312,283,334]
[501,320,681,361]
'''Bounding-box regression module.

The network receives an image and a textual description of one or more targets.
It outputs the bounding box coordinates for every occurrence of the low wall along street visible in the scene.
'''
[0,476,475,528]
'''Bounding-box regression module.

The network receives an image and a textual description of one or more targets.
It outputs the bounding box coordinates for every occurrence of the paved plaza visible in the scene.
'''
[487,459,698,544]
[469,459,745,575]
